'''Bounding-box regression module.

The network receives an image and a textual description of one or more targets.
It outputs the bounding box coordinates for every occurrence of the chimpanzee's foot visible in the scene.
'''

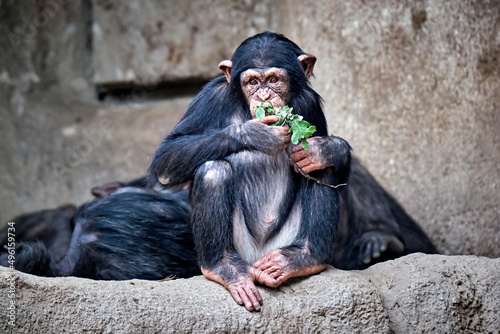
[356,231,405,266]
[201,267,263,312]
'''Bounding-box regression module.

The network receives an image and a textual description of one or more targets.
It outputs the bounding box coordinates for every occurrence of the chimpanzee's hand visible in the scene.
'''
[252,249,326,288]
[291,136,328,174]
[243,116,291,155]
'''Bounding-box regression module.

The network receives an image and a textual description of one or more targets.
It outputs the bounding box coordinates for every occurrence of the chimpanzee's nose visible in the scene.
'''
[258,89,271,101]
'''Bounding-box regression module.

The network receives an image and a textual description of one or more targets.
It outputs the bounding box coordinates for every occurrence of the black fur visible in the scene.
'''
[0,241,54,276]
[0,157,436,277]
[0,32,436,280]
[0,204,75,262]
[1,188,200,280]
[332,156,436,269]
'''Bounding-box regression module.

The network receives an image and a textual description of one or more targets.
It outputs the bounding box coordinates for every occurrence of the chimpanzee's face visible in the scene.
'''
[240,67,290,117]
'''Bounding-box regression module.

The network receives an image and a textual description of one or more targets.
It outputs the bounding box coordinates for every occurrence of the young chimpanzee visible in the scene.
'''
[148,32,352,311]
[0,187,200,280]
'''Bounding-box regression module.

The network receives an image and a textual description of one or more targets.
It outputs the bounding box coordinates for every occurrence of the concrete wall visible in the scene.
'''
[0,0,499,257]
[92,0,276,84]
[275,1,500,256]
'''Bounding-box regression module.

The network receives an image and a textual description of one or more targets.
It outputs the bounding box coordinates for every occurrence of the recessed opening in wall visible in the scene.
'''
[95,78,211,102]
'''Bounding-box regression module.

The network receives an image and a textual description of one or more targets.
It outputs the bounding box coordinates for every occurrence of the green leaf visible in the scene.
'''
[272,106,290,126]
[256,106,265,119]
[288,115,316,146]
[252,103,316,149]
[303,125,316,138]
[261,102,273,110]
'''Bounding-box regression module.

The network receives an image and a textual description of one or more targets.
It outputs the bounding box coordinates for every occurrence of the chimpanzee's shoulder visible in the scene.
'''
[181,76,234,122]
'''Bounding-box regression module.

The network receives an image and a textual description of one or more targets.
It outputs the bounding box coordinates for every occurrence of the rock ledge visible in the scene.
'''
[1,253,499,333]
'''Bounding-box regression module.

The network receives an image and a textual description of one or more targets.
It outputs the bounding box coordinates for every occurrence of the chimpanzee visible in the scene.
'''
[0,180,147,267]
[0,187,200,280]
[0,177,149,274]
[148,32,352,311]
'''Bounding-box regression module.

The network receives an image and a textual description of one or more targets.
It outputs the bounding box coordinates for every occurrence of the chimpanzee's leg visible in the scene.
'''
[190,160,263,311]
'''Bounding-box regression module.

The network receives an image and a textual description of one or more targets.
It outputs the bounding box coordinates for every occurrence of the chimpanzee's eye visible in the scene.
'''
[250,79,258,85]
[269,76,279,84]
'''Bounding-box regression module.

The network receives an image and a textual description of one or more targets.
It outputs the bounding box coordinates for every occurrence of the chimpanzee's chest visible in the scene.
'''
[227,150,292,202]
[226,150,302,264]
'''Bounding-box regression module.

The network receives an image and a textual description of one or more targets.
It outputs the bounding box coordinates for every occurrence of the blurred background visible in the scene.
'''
[0,0,498,257]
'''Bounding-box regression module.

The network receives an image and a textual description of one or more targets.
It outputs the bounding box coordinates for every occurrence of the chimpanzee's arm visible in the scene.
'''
[148,77,290,187]
[293,168,341,265]
[348,156,402,233]
[293,140,407,267]
[347,157,435,265]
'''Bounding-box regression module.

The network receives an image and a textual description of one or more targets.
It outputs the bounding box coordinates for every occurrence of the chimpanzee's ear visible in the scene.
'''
[219,60,232,83]
[298,54,317,79]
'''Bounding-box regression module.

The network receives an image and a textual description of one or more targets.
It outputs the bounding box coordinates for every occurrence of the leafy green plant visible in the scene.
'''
[254,102,346,189]
[255,102,316,149]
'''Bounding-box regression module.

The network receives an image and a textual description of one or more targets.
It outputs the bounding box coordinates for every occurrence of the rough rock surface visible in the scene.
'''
[0,92,189,224]
[1,254,499,333]
[92,0,277,84]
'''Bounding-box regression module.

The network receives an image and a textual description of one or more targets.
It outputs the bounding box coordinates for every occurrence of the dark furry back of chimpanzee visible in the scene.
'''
[1,188,200,280]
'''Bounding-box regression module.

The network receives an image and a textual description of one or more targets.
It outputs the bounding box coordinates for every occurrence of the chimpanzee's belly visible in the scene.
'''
[226,150,302,264]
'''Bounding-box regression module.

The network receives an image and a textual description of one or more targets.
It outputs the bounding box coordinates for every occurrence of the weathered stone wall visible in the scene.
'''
[1,254,499,333]
[92,0,277,84]
[276,0,500,258]
[0,0,94,108]
[0,1,499,257]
